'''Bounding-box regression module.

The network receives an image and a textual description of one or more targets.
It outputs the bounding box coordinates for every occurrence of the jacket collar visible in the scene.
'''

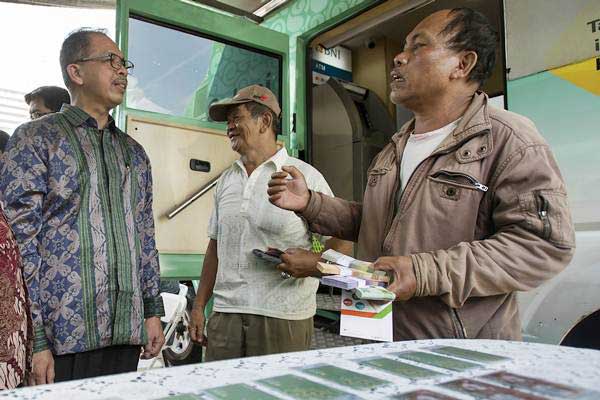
[391,91,492,151]
[60,104,117,131]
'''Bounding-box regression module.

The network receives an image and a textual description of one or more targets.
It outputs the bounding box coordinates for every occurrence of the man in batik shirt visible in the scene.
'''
[0,28,164,385]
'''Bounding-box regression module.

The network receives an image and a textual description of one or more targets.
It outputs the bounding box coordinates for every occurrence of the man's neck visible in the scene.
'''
[412,91,474,134]
[72,96,112,130]
[241,141,279,176]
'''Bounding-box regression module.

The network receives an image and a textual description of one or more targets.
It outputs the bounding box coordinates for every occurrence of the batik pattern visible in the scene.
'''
[0,211,32,389]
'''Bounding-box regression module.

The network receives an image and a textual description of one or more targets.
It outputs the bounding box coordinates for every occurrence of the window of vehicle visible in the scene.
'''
[126,16,281,122]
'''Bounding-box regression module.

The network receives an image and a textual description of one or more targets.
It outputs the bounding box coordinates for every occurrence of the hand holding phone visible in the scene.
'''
[252,248,291,279]
[252,248,284,264]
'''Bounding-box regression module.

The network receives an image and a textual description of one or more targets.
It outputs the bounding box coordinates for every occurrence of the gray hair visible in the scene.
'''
[59,27,108,88]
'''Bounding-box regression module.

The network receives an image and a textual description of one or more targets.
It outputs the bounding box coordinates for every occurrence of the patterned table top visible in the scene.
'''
[4,339,600,399]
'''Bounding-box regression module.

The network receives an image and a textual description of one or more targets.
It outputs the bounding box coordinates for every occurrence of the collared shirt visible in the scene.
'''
[0,105,164,356]
[208,147,333,320]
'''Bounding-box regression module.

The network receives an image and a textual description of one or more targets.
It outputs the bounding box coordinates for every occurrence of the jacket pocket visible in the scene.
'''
[428,170,488,202]
[429,170,488,192]
[367,166,391,187]
[518,190,575,249]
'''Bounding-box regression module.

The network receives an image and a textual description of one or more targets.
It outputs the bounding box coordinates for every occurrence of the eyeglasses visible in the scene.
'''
[75,52,134,71]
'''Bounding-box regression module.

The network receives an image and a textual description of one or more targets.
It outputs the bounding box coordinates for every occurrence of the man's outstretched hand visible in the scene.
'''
[267,166,310,212]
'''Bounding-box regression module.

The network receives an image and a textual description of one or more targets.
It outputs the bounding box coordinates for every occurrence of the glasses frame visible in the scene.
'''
[75,52,135,71]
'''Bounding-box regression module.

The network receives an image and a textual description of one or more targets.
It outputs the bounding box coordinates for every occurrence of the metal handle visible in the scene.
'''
[166,174,221,219]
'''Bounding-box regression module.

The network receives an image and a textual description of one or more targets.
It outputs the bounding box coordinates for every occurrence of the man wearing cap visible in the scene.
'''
[189,85,349,360]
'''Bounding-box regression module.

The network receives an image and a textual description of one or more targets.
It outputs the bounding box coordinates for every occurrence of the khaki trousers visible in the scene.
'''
[205,312,313,361]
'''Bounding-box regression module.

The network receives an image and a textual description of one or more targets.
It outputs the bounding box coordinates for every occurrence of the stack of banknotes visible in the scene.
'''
[318,250,395,301]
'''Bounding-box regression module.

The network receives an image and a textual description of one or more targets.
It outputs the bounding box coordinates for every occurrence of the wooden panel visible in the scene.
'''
[127,115,238,254]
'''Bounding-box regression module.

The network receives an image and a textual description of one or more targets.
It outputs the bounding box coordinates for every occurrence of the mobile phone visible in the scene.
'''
[252,248,284,264]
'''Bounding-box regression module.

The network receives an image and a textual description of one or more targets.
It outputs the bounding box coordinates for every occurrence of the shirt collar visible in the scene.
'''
[269,146,289,171]
[60,104,117,130]
[234,146,289,174]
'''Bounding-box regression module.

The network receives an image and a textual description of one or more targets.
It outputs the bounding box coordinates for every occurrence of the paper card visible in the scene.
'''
[394,351,480,372]
[393,389,461,399]
[258,374,360,400]
[339,290,393,342]
[358,357,444,380]
[441,379,547,400]
[479,371,600,399]
[203,384,282,399]
[300,363,390,390]
[428,346,509,363]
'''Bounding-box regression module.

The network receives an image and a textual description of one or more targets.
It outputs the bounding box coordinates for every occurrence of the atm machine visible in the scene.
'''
[312,78,396,202]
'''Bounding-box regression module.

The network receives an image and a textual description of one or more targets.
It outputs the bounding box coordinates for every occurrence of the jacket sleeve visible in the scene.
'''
[412,143,575,308]
[138,156,165,318]
[300,190,363,242]
[0,124,50,353]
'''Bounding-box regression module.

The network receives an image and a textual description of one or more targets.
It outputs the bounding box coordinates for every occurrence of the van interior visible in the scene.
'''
[308,0,505,202]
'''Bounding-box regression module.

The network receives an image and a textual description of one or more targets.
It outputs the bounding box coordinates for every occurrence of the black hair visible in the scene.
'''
[59,27,108,88]
[245,101,281,137]
[440,8,499,87]
[0,130,10,153]
[24,86,71,112]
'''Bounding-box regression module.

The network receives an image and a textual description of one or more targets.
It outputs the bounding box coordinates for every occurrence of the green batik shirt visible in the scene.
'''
[0,105,164,355]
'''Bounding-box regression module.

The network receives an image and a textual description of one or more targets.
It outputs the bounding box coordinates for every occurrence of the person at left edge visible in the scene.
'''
[0,28,165,385]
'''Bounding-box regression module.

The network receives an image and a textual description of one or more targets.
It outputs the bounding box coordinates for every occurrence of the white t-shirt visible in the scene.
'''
[400,119,460,193]
[207,147,333,320]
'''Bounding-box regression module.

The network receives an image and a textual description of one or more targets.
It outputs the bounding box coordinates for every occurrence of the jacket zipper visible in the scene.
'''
[450,308,467,339]
[536,192,551,240]
[430,170,488,192]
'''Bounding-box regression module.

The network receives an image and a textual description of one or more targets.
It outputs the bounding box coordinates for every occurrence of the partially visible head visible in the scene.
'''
[60,28,131,111]
[25,86,71,119]
[390,8,498,110]
[208,85,281,155]
[0,130,10,154]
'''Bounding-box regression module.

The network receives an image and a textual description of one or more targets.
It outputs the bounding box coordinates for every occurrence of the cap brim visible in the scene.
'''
[208,99,250,122]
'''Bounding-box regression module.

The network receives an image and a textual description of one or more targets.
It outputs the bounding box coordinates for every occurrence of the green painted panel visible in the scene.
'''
[159,253,203,280]
[507,71,600,224]
[116,0,295,278]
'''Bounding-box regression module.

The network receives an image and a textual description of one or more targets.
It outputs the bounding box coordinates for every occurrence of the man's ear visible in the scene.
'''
[451,50,478,80]
[260,111,273,134]
[66,64,84,87]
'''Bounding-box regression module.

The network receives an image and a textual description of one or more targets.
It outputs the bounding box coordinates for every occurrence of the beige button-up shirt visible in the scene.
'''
[208,147,333,320]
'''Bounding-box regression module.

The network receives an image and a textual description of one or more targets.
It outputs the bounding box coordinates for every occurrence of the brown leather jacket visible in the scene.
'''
[302,92,575,341]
